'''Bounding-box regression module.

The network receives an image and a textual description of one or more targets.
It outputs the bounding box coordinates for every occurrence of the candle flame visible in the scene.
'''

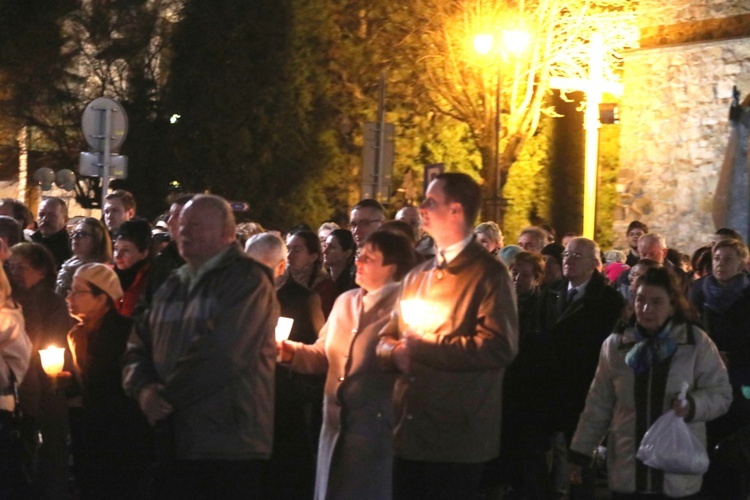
[400,299,435,332]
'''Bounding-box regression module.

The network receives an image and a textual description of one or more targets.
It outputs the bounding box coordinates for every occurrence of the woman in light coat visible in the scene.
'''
[569,267,732,498]
[279,231,416,500]
[0,263,32,495]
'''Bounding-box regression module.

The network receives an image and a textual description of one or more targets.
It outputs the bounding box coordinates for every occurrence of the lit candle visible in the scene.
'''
[275,317,294,343]
[400,299,433,333]
[39,346,65,377]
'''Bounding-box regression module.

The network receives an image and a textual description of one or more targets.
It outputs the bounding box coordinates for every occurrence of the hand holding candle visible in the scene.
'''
[275,317,295,363]
[275,317,294,343]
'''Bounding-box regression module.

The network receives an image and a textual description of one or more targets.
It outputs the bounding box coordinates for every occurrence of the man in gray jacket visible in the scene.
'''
[123,194,279,499]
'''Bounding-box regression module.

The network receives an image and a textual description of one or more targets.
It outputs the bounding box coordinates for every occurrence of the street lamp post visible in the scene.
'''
[474,30,530,223]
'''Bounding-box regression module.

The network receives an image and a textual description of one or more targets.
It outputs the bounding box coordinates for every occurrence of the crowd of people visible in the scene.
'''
[0,173,747,500]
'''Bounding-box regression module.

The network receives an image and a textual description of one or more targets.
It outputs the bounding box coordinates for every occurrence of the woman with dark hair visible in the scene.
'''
[689,238,750,498]
[690,245,713,281]
[323,229,357,297]
[279,231,416,500]
[56,217,112,296]
[287,230,336,317]
[112,218,152,317]
[493,251,558,499]
[66,263,150,499]
[569,267,731,498]
[9,242,73,498]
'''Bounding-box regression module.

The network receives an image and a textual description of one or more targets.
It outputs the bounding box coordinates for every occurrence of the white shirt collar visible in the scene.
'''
[437,234,473,266]
[567,276,592,300]
[362,281,398,313]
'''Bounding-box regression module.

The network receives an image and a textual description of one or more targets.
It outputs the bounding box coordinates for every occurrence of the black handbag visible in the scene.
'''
[0,369,42,490]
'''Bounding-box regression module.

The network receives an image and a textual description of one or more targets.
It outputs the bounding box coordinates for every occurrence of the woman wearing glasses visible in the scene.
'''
[66,263,150,499]
[56,218,112,296]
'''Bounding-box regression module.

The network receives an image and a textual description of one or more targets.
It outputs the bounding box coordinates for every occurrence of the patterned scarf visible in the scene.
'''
[625,319,678,375]
[702,273,750,314]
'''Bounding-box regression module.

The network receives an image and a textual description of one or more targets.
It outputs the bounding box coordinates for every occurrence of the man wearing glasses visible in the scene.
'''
[349,199,385,248]
[552,237,624,499]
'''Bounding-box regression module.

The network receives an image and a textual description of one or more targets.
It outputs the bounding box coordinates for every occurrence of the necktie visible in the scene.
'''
[437,251,448,269]
[567,288,578,308]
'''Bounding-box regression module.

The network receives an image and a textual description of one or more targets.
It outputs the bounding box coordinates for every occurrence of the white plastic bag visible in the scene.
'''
[636,383,709,475]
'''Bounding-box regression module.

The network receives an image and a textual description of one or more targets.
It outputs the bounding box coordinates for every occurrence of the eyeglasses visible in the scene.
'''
[349,219,383,230]
[71,231,94,239]
[562,251,591,260]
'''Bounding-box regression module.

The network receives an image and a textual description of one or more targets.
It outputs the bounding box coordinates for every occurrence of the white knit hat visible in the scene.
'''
[73,263,124,302]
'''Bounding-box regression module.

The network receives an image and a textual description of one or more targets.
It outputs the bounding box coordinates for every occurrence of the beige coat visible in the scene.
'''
[289,282,401,500]
[0,304,30,411]
[570,322,732,497]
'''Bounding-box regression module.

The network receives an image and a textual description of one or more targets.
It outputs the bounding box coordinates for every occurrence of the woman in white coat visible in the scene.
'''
[279,231,416,500]
[568,267,731,498]
[0,263,32,494]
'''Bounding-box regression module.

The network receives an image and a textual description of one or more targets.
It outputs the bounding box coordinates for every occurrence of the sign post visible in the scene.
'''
[80,97,129,207]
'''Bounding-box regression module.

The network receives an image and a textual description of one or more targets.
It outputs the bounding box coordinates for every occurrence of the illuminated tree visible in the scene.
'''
[402,0,640,223]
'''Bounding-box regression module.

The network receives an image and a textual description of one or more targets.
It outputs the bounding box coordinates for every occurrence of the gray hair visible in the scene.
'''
[639,232,666,249]
[604,249,626,264]
[245,232,287,269]
[569,237,601,262]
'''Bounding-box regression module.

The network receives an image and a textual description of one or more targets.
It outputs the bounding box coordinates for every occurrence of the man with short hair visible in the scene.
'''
[624,220,648,267]
[31,197,71,270]
[123,194,279,499]
[637,232,689,292]
[616,232,674,299]
[349,199,385,248]
[396,205,435,258]
[137,194,195,314]
[517,226,547,253]
[103,189,136,234]
[246,232,324,499]
[378,173,519,500]
[551,237,623,499]
[637,232,667,263]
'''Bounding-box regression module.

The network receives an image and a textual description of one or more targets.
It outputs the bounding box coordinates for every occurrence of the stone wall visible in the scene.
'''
[613,0,750,255]
[613,37,750,255]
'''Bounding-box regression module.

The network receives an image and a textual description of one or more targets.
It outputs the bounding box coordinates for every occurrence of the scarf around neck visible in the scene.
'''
[702,273,750,314]
[625,319,678,375]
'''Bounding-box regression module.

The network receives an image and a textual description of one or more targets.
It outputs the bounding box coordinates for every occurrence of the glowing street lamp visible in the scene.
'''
[473,29,530,223]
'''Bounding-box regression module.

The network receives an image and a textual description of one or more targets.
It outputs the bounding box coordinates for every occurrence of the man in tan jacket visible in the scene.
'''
[378,172,519,500]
